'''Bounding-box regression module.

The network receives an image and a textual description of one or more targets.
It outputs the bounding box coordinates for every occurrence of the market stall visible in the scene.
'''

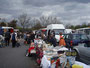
[33,39,75,68]
[27,38,89,68]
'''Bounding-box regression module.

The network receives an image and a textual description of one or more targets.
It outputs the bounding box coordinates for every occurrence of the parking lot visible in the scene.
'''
[0,40,40,68]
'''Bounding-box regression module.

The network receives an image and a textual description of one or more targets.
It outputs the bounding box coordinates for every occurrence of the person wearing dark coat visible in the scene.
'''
[5,31,11,46]
[11,32,17,47]
[49,34,57,47]
[25,33,31,44]
[30,32,35,42]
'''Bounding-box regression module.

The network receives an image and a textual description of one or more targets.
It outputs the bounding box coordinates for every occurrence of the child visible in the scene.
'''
[26,41,35,56]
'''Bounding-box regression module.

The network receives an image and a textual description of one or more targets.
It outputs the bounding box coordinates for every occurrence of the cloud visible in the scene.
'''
[23,0,59,7]
[0,14,12,18]
[0,0,90,25]
[41,11,53,17]
[0,13,13,21]
[23,0,90,7]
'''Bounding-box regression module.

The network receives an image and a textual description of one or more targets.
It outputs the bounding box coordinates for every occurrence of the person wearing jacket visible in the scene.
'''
[11,32,17,48]
[5,31,11,46]
[59,32,66,46]
[49,34,57,47]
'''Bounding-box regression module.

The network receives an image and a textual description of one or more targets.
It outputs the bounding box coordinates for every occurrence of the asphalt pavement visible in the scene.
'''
[0,39,39,68]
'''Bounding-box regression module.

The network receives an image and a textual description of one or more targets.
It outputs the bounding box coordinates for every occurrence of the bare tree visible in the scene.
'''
[8,19,17,28]
[40,16,62,27]
[18,13,31,29]
[31,18,39,28]
[65,24,71,29]
[40,16,48,27]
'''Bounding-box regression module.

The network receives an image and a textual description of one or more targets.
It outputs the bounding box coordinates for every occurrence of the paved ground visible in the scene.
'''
[0,39,39,68]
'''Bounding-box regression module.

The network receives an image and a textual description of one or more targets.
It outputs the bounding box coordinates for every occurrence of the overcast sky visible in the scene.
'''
[0,0,90,25]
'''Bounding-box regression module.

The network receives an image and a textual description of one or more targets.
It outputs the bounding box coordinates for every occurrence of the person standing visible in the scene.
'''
[23,32,27,40]
[5,31,11,46]
[41,31,45,40]
[48,29,51,39]
[30,31,35,42]
[25,32,31,45]
[49,34,57,47]
[11,32,17,48]
[51,30,55,37]
[59,32,66,46]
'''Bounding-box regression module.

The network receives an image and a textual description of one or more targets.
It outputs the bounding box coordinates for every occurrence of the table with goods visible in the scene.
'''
[28,38,88,68]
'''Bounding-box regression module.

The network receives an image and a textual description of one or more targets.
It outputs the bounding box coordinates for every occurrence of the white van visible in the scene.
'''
[65,29,72,33]
[47,24,65,42]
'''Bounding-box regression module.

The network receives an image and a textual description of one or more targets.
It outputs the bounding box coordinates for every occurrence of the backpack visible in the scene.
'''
[12,33,16,40]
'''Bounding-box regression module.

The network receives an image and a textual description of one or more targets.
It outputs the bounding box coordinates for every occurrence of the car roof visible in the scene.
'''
[63,33,86,35]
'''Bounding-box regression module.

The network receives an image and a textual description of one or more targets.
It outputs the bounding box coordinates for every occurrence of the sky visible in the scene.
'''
[0,0,90,25]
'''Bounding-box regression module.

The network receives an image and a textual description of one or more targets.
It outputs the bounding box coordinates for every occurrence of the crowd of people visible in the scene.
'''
[27,30,66,47]
[46,30,66,47]
[24,31,35,45]
[24,29,66,48]
[25,30,66,58]
[0,31,23,48]
[0,29,66,48]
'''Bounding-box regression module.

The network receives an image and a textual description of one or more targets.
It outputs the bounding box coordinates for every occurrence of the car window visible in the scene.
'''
[54,29,65,35]
[64,34,71,39]
[85,29,90,35]
[80,35,88,40]
[68,35,71,39]
[73,35,80,39]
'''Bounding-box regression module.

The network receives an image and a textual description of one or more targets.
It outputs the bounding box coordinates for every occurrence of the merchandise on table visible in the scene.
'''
[67,56,76,66]
[41,44,70,68]
[28,38,80,68]
[59,54,67,65]
[65,50,77,56]
[74,61,90,68]
[35,40,43,65]
[72,64,83,68]
[65,49,77,67]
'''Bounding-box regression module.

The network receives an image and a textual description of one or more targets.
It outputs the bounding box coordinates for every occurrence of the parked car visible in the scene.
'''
[73,43,90,65]
[63,33,89,48]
